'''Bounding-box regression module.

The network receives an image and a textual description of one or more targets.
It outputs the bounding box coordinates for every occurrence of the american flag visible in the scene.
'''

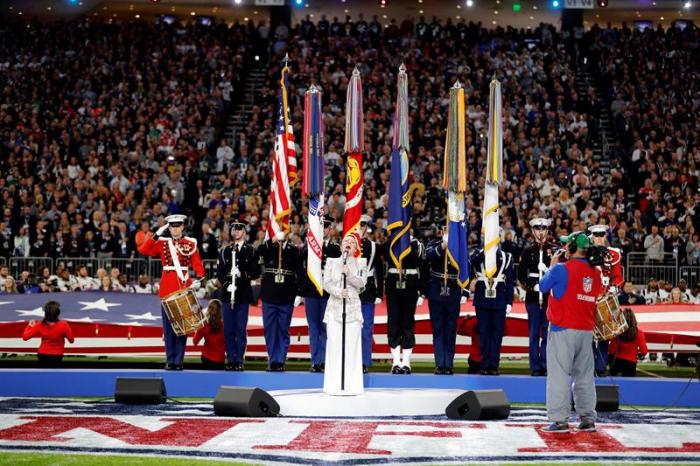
[267,66,297,240]
[0,293,697,357]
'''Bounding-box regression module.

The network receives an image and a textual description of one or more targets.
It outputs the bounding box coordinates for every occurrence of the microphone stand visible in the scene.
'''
[341,250,348,391]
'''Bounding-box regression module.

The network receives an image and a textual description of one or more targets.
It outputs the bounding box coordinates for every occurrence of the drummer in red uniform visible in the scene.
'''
[588,224,624,377]
[138,214,205,370]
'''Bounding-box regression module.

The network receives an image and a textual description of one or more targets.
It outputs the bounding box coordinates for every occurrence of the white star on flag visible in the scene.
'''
[125,312,160,321]
[15,307,45,317]
[78,298,121,312]
[70,317,105,323]
[0,301,15,306]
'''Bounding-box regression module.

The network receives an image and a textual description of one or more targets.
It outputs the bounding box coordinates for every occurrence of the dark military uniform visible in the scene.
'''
[257,239,301,370]
[383,238,425,373]
[470,248,515,374]
[299,239,341,369]
[518,240,558,375]
[359,237,384,369]
[426,239,464,374]
[217,240,260,369]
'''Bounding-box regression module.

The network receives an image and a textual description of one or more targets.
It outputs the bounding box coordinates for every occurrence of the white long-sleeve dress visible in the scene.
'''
[322,256,367,396]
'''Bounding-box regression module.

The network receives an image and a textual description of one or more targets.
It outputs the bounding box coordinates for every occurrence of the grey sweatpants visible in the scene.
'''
[546,327,597,423]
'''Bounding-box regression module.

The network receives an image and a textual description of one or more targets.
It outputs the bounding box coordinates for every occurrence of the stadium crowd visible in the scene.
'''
[0,15,698,304]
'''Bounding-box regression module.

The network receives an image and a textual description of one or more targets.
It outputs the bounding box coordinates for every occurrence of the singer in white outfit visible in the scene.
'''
[323,235,367,396]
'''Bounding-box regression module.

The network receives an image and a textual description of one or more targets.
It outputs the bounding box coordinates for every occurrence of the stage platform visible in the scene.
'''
[1,369,698,408]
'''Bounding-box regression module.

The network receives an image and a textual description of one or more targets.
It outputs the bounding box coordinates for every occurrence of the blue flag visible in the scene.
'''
[446,192,470,287]
[387,147,412,268]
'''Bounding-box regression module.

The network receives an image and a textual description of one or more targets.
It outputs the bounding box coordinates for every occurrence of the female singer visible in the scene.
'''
[322,234,367,396]
[22,301,74,367]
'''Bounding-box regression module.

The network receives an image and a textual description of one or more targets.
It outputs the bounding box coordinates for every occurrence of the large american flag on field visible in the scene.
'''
[0,293,697,358]
[266,65,297,240]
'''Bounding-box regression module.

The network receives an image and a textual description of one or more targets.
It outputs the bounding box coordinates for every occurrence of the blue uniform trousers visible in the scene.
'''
[223,301,250,364]
[161,307,186,365]
[305,297,328,366]
[526,302,548,372]
[428,292,461,369]
[262,302,294,365]
[361,302,375,367]
[475,307,506,371]
[594,340,609,372]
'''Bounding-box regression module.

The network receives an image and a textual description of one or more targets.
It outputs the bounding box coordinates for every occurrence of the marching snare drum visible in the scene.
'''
[593,293,628,341]
[161,287,206,336]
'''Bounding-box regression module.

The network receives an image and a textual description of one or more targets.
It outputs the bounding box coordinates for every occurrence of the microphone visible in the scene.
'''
[342,249,349,264]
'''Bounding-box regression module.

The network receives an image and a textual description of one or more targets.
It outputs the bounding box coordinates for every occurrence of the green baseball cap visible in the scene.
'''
[559,231,592,250]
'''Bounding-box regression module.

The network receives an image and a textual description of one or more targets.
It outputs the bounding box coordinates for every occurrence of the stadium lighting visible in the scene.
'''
[294,0,303,5]
[684,1,692,9]
[234,0,242,4]
[598,0,608,7]
[513,1,522,12]
[466,0,474,6]
[552,0,560,8]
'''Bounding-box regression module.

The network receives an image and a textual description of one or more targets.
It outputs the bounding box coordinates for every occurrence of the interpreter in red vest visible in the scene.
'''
[608,308,648,377]
[138,214,206,370]
[193,299,226,370]
[539,232,603,434]
[22,300,74,367]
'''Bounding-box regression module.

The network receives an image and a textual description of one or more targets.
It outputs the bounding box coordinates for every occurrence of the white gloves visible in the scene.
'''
[460,296,467,304]
[275,232,285,241]
[416,296,424,306]
[506,304,512,315]
[533,284,540,292]
[537,262,549,273]
[374,297,382,304]
[190,279,202,290]
[293,296,303,307]
[609,285,618,295]
[156,224,169,237]
[442,234,449,245]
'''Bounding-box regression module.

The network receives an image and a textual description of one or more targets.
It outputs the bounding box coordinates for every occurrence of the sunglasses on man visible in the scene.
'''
[592,232,606,237]
[169,222,184,228]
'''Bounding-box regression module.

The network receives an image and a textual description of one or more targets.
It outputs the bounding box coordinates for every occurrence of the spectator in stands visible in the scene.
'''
[22,301,75,368]
[18,274,41,294]
[54,269,75,292]
[0,265,9,289]
[133,275,154,294]
[641,278,662,305]
[644,226,664,263]
[99,277,113,293]
[689,283,700,304]
[114,274,134,293]
[677,279,693,303]
[665,287,687,304]
[216,139,235,173]
[193,299,226,370]
[1,276,18,294]
[608,308,647,377]
[618,281,645,305]
[74,266,98,291]
[13,225,30,258]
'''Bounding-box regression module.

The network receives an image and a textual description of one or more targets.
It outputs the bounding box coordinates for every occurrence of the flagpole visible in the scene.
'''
[444,80,464,290]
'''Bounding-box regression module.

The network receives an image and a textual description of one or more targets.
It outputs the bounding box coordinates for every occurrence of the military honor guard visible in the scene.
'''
[216,218,260,371]
[138,214,205,370]
[425,228,463,375]
[518,218,559,376]
[358,215,383,373]
[383,235,426,374]
[299,215,341,372]
[589,224,624,376]
[257,231,301,371]
[470,246,515,375]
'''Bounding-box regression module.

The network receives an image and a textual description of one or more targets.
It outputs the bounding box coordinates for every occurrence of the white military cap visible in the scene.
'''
[165,214,188,224]
[529,218,551,228]
[588,224,608,234]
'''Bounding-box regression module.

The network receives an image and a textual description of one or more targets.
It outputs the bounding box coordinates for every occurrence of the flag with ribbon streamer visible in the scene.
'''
[302,85,325,295]
[387,64,412,269]
[341,67,364,254]
[443,82,469,287]
[483,77,503,278]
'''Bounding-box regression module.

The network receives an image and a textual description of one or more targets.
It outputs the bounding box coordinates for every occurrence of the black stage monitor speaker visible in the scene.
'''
[214,386,280,417]
[114,377,166,404]
[445,389,511,420]
[595,385,619,411]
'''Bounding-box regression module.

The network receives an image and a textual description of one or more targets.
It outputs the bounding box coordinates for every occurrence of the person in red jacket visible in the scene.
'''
[539,232,603,434]
[608,308,648,377]
[193,299,226,370]
[138,214,205,370]
[22,301,74,367]
[458,315,481,374]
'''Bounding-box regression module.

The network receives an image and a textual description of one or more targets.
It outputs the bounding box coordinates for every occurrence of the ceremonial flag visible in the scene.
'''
[267,64,297,239]
[302,85,325,295]
[387,64,412,269]
[443,82,469,287]
[483,77,503,278]
[342,67,364,253]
